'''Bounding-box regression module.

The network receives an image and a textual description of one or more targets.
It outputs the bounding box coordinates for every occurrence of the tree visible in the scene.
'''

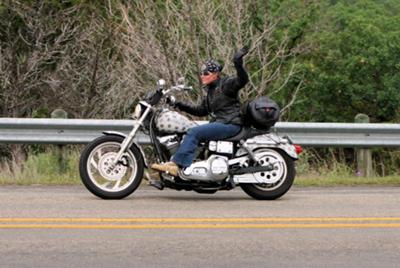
[292,0,400,122]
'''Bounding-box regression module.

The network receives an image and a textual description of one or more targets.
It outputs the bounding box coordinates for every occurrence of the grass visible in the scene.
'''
[294,151,400,186]
[0,150,81,185]
[0,151,399,186]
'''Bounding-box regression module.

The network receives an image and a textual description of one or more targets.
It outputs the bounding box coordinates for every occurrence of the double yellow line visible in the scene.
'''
[1,217,400,229]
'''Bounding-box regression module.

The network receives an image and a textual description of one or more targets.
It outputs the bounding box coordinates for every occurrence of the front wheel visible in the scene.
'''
[240,148,296,200]
[79,135,144,199]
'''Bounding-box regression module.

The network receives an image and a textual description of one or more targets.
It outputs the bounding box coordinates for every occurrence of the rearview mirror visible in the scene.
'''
[157,79,166,88]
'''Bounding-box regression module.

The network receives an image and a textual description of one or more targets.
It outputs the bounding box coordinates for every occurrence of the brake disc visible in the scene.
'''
[98,152,127,181]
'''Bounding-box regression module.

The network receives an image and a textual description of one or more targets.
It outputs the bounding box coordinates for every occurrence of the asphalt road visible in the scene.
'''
[0,185,400,268]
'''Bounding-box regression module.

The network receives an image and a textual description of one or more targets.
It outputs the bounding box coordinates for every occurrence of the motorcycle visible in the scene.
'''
[79,78,302,200]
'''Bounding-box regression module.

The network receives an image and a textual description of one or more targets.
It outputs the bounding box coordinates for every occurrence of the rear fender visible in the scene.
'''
[238,135,299,160]
[103,131,148,167]
[274,143,298,160]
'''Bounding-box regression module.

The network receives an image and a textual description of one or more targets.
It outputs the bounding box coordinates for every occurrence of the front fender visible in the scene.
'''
[103,131,148,167]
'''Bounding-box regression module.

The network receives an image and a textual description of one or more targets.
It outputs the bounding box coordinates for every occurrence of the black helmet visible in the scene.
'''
[201,59,223,74]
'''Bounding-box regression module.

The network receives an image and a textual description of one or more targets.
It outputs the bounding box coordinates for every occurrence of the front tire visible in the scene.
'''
[79,135,144,199]
[240,149,296,200]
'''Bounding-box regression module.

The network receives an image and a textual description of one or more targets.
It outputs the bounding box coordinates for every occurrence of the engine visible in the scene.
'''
[158,136,229,182]
[158,135,180,155]
[180,155,229,182]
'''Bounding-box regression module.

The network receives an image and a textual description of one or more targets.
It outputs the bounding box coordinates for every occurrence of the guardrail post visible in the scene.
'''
[51,109,68,173]
[355,114,373,177]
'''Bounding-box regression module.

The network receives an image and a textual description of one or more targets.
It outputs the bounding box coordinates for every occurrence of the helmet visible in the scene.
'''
[201,59,223,74]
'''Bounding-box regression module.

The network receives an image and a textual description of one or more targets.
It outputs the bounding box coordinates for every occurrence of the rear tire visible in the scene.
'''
[240,149,295,200]
[79,135,144,199]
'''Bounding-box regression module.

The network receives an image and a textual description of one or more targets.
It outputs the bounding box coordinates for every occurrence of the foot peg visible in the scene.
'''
[144,171,164,190]
[149,180,165,190]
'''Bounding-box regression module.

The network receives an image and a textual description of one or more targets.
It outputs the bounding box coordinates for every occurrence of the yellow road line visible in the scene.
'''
[0,217,400,223]
[1,217,400,229]
[1,223,400,229]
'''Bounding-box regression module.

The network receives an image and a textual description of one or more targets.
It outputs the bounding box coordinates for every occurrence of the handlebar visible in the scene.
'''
[162,84,192,95]
[170,85,193,91]
[150,79,192,106]
[157,79,192,92]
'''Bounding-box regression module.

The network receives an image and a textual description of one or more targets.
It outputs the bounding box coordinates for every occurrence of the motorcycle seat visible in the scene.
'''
[223,127,270,142]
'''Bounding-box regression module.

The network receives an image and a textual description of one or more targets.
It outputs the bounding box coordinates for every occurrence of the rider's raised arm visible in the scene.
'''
[223,61,249,97]
[222,48,249,97]
[175,97,208,117]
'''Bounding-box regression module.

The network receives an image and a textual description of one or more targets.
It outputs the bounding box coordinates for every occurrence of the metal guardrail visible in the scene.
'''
[1,118,400,147]
[275,122,400,147]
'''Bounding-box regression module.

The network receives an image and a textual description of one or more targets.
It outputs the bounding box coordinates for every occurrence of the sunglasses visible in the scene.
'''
[201,70,214,76]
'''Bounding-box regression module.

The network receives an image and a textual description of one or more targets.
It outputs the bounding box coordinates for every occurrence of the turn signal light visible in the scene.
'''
[294,144,303,155]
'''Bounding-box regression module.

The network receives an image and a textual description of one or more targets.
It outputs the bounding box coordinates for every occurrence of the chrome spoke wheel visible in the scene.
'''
[252,149,288,191]
[86,142,138,193]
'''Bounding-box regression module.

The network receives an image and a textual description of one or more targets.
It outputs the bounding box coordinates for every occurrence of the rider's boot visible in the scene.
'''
[150,161,179,176]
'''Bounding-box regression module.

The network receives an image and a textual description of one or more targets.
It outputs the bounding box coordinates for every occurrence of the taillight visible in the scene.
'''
[294,144,303,155]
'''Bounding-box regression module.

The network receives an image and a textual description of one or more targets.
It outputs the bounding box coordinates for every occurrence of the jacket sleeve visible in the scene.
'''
[223,61,249,97]
[175,97,208,117]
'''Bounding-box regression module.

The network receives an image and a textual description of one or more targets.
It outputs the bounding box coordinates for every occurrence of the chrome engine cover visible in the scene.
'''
[158,135,180,155]
[179,155,229,182]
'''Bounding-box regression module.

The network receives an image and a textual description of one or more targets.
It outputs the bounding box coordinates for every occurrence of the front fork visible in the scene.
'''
[109,105,152,170]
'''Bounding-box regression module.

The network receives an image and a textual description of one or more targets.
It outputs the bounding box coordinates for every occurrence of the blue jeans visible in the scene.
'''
[172,122,241,167]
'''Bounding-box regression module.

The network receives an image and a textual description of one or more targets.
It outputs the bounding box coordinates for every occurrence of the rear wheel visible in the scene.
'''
[240,148,295,200]
[79,135,144,199]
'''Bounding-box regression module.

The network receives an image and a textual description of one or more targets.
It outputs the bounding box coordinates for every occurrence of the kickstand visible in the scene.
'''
[227,176,236,189]
[144,170,165,190]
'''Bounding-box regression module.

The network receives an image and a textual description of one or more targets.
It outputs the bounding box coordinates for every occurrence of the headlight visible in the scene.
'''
[132,104,142,119]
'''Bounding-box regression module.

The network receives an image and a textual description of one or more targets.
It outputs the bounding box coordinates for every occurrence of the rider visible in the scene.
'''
[151,47,249,176]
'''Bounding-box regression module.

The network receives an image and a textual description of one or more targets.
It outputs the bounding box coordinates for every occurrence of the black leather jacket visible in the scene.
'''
[175,61,248,125]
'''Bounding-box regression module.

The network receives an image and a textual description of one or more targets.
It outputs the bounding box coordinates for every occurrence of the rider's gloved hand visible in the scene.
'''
[166,96,177,107]
[233,46,249,65]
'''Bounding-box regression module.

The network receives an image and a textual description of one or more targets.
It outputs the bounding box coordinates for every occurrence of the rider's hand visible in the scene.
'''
[233,46,249,65]
[166,96,177,107]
